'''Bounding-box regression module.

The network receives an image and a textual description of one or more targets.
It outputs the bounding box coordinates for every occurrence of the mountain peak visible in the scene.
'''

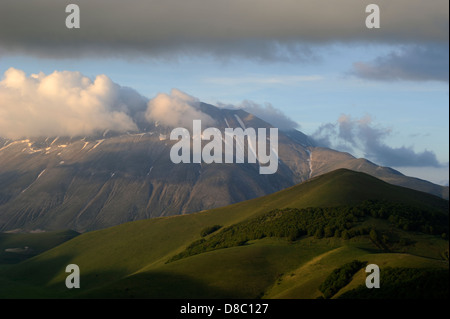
[0,105,447,232]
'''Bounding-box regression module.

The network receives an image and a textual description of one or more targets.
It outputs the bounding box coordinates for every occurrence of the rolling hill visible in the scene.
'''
[0,169,448,299]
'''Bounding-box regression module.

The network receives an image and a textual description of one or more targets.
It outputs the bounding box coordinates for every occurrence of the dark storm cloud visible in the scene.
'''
[0,0,448,60]
[312,115,442,167]
[352,44,449,82]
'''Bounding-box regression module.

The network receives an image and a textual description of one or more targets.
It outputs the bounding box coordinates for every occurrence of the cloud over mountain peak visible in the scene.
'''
[0,68,143,139]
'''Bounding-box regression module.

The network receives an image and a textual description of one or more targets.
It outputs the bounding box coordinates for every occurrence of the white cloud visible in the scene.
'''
[218,100,299,130]
[0,68,221,138]
[145,89,215,128]
[0,68,143,139]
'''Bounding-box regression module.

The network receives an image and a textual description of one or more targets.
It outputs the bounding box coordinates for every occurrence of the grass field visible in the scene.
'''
[0,169,448,299]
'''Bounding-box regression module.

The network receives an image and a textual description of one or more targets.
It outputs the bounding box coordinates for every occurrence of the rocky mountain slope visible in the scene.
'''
[0,103,447,232]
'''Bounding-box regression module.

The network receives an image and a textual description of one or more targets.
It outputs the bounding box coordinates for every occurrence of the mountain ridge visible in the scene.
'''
[0,102,447,232]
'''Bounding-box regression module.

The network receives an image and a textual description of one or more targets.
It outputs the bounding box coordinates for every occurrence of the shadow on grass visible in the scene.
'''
[78,270,235,299]
[0,253,75,298]
[1,252,234,299]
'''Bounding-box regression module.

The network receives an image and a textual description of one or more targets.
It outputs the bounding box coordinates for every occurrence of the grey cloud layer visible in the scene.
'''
[0,0,448,60]
[312,115,442,168]
[352,44,449,82]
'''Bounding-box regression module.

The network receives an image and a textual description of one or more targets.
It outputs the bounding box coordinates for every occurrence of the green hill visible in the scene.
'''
[0,169,448,299]
[0,230,79,264]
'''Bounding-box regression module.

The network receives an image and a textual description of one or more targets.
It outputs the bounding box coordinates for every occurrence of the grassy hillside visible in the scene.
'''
[0,169,448,299]
[0,230,79,264]
[309,147,449,200]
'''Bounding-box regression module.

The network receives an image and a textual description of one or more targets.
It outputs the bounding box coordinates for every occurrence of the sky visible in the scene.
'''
[0,0,448,185]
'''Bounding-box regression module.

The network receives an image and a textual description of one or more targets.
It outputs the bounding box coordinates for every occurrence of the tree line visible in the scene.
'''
[167,200,449,263]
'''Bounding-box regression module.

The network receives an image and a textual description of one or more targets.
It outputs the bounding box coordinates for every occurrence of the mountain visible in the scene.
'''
[305,147,449,200]
[0,102,448,232]
[1,169,447,299]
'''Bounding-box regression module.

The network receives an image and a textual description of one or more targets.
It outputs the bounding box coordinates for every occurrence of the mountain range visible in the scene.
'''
[0,102,448,232]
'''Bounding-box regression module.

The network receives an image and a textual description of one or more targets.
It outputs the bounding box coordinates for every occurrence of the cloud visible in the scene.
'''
[205,75,322,86]
[352,44,449,82]
[145,89,215,128]
[218,100,299,130]
[0,67,146,139]
[312,114,442,167]
[0,68,224,138]
[0,0,447,61]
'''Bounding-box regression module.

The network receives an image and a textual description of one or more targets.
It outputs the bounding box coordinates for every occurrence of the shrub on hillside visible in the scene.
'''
[319,260,367,299]
[200,225,222,237]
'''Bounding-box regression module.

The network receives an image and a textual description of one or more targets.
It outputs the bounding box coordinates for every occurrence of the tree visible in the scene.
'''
[315,228,324,239]
[370,229,379,243]
[324,226,334,238]
[200,225,222,237]
[342,230,350,240]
